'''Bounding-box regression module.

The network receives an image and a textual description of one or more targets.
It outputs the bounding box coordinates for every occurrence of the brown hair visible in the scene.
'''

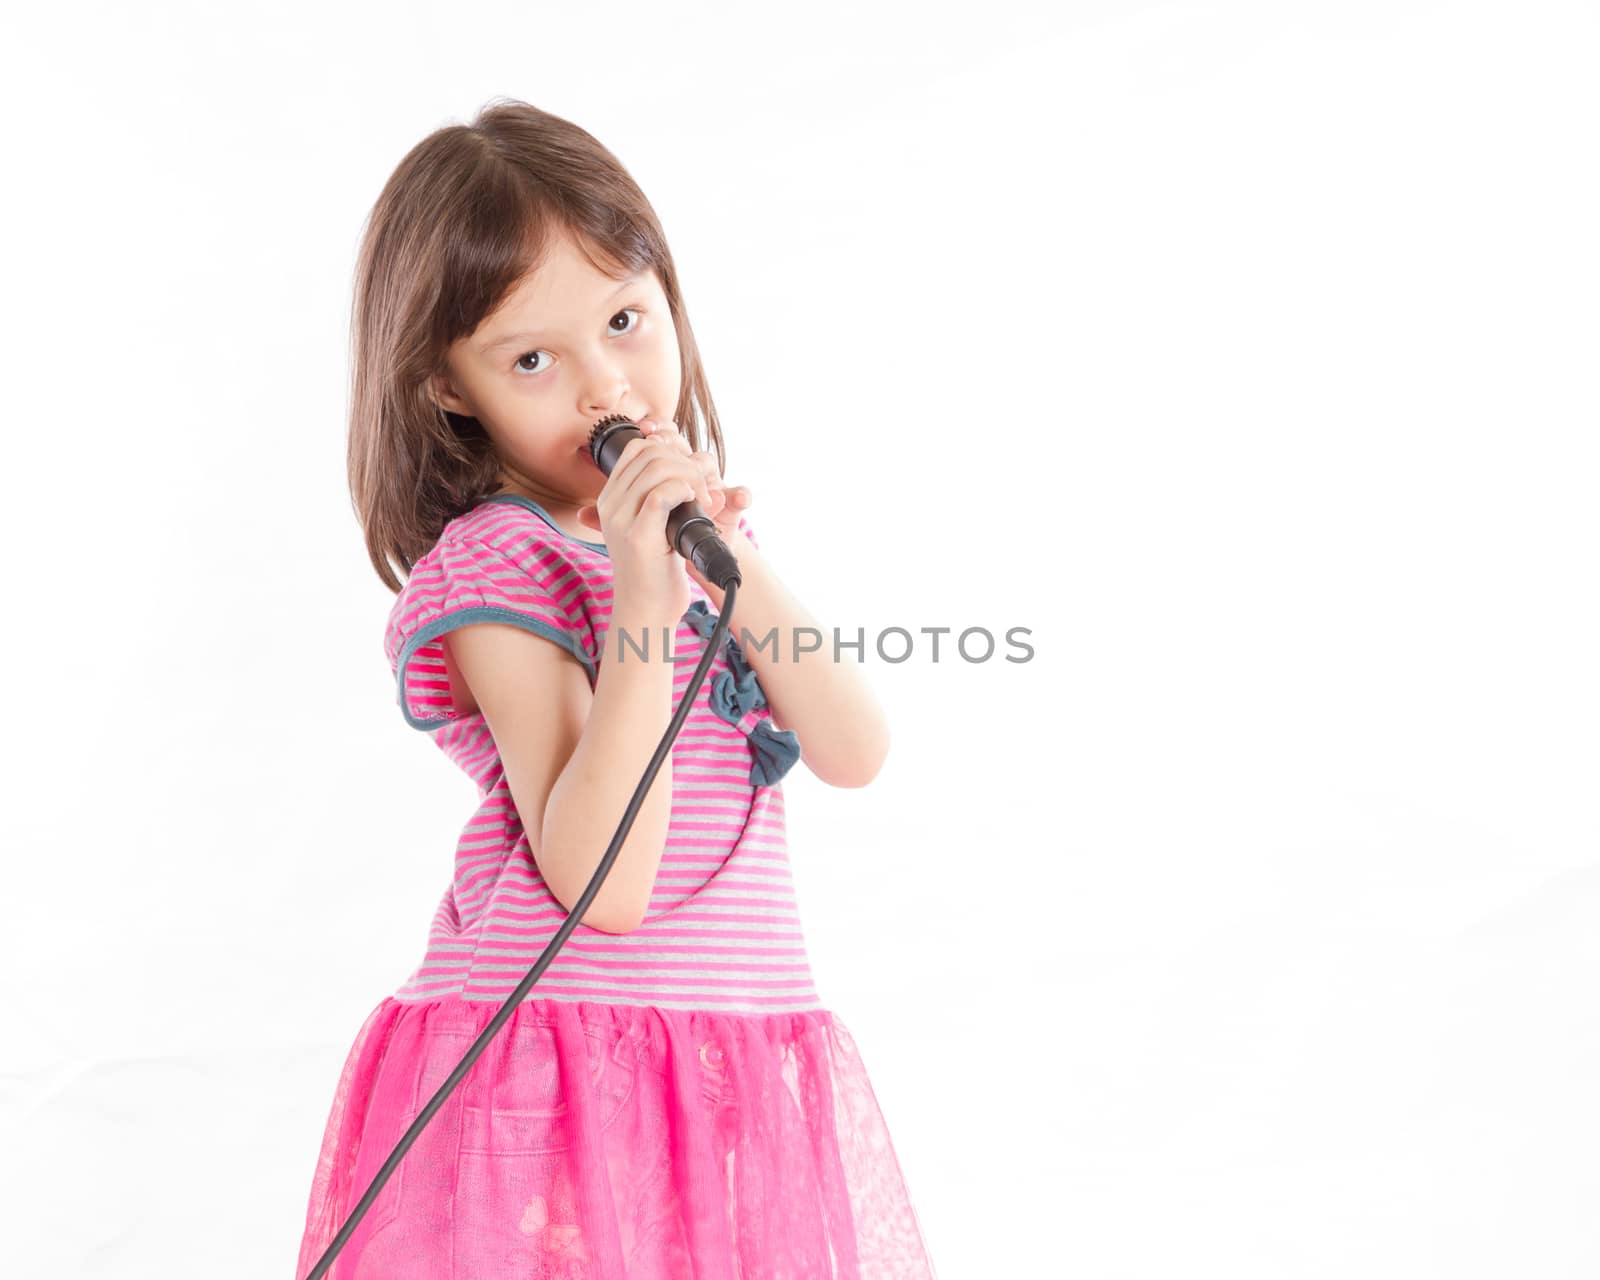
[347,97,727,592]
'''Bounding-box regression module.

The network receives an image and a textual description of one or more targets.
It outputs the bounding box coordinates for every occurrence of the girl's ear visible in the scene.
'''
[430,370,471,416]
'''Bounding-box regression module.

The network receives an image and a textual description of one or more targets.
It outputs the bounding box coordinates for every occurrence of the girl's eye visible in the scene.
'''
[512,307,644,377]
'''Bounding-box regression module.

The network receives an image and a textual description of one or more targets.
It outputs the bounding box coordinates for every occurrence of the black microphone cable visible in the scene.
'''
[302,414,742,1279]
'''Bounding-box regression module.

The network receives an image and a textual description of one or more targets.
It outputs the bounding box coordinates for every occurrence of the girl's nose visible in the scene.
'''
[583,374,630,420]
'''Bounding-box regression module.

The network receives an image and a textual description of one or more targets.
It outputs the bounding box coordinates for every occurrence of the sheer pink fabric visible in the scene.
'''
[295,996,937,1278]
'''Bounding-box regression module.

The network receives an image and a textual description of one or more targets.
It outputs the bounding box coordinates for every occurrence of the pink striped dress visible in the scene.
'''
[294,494,938,1279]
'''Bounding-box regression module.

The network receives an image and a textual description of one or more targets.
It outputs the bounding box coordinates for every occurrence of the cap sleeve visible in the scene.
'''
[385,533,596,731]
[735,512,759,549]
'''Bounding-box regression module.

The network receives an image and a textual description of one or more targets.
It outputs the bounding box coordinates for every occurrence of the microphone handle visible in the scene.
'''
[671,507,743,591]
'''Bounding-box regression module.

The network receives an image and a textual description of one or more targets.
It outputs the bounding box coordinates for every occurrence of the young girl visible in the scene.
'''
[294,99,938,1279]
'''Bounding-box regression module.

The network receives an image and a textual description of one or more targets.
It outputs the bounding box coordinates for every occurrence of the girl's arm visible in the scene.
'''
[445,603,683,933]
[692,535,890,789]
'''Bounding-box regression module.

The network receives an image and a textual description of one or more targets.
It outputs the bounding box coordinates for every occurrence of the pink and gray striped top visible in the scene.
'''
[382,494,817,1014]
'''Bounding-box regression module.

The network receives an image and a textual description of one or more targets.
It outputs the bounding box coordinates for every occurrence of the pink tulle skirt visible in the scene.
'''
[294,995,937,1278]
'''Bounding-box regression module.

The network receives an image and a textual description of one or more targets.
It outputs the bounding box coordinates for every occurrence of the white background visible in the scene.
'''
[2,1,1597,1276]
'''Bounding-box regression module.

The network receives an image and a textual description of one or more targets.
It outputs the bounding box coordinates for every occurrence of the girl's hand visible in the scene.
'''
[631,418,754,541]
[575,422,715,625]
[628,419,759,601]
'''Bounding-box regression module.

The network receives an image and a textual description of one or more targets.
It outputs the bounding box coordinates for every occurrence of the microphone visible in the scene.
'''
[588,414,744,590]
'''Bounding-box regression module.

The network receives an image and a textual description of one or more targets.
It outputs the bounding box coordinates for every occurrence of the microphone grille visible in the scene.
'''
[588,413,638,465]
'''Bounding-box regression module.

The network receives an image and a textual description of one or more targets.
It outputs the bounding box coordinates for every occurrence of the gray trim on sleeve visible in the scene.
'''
[395,606,597,731]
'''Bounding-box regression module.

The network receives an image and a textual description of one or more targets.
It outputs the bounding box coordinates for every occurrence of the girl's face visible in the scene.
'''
[431,227,683,512]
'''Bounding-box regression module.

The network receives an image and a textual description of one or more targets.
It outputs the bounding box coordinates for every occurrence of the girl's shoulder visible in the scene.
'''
[383,497,606,730]
[437,493,607,569]
[397,496,604,597]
